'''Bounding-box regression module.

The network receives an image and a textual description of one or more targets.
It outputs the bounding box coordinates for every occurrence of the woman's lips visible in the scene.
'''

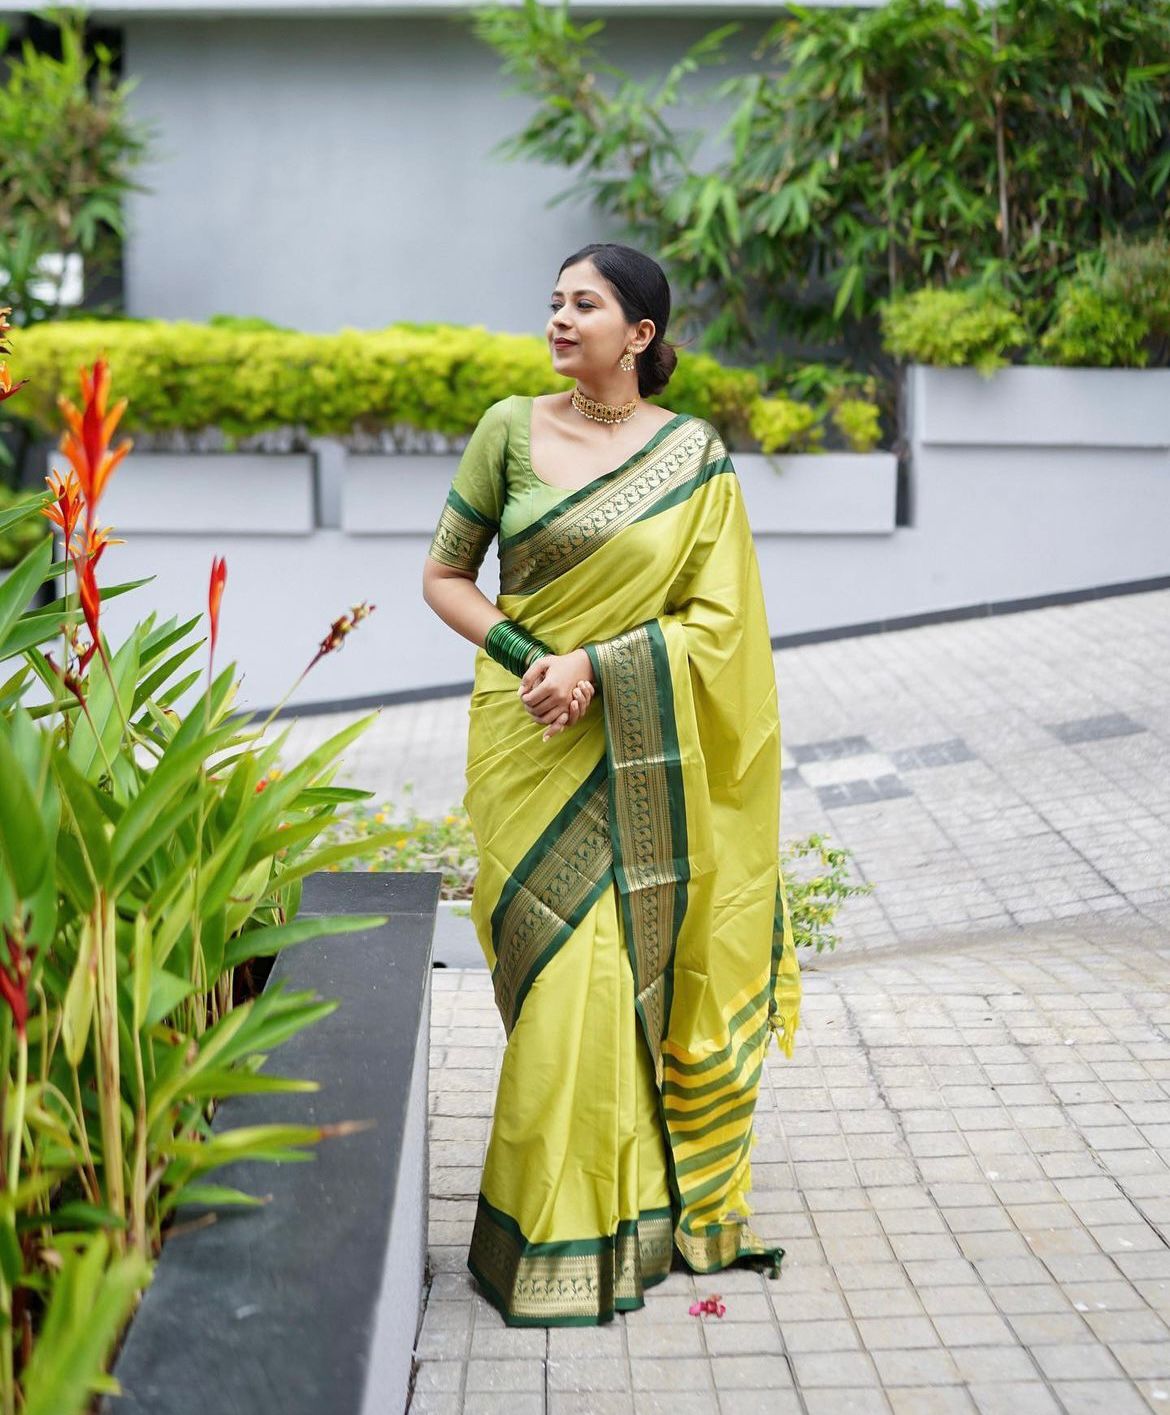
[553,338,576,347]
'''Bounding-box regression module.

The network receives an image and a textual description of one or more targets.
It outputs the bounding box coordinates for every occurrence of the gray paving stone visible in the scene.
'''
[871,1346,964,1386]
[633,1394,720,1415]
[713,1392,804,1415]
[966,1383,1062,1414]
[699,1321,784,1356]
[887,1392,977,1415]
[1048,1379,1153,1414]
[547,1356,633,1392]
[463,1396,544,1415]
[464,1357,545,1392]
[548,1395,633,1415]
[802,1391,893,1415]
[791,1350,882,1387]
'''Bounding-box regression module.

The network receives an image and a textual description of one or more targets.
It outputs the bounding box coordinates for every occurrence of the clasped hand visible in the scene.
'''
[519,648,596,742]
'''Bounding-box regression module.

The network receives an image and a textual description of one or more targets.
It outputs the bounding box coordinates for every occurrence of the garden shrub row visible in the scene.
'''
[13,319,887,455]
[14,320,762,445]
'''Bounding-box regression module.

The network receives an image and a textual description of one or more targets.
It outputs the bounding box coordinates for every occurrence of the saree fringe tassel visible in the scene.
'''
[449,413,804,1325]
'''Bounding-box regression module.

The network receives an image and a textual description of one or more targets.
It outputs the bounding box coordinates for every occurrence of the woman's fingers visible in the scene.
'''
[534,681,595,739]
[542,708,571,742]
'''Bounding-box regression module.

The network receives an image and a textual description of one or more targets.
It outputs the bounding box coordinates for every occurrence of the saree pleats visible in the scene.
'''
[459,416,803,1324]
[468,880,675,1324]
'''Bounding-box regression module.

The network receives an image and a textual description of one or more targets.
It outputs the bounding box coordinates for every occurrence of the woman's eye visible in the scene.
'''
[548,302,592,311]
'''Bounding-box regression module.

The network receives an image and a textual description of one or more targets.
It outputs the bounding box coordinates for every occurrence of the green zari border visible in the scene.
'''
[428,487,498,573]
[499,420,734,596]
[582,620,689,1086]
[468,1193,675,1326]
[675,1221,786,1278]
[489,756,614,1033]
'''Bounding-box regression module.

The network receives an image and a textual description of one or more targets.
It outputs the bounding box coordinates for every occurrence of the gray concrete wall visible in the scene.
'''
[120,13,770,332]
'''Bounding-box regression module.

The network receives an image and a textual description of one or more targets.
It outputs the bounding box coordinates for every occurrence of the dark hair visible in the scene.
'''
[557,242,679,397]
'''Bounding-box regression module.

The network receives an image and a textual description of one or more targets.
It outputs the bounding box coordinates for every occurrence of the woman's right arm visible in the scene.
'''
[421,559,506,650]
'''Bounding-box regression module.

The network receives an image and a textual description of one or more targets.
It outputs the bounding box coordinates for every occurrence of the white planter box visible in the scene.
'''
[734,452,898,535]
[343,454,458,535]
[46,452,316,536]
[913,364,1170,449]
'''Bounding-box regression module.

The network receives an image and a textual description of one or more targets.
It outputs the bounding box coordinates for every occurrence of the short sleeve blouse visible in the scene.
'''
[426,396,589,575]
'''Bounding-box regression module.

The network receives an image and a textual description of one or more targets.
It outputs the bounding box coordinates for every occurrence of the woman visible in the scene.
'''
[422,242,802,1327]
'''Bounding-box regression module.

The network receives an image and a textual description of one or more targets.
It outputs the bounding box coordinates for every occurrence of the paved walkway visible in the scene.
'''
[283,588,1170,1414]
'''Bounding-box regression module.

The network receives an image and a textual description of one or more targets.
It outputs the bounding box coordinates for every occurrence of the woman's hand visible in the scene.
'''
[520,649,597,742]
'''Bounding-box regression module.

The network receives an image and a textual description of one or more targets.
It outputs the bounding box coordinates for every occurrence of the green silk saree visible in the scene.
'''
[428,405,803,1325]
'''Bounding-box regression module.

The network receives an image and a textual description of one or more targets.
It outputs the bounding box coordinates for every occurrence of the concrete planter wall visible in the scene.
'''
[47,369,1170,706]
[104,870,438,1415]
[99,453,316,534]
[734,452,897,535]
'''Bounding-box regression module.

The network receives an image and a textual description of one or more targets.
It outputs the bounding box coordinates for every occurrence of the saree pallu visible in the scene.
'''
[444,416,802,1325]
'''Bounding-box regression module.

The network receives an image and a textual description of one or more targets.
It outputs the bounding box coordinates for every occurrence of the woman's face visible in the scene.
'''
[546,259,652,378]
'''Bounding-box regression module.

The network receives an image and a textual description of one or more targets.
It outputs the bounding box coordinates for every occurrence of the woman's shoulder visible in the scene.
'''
[479,394,519,425]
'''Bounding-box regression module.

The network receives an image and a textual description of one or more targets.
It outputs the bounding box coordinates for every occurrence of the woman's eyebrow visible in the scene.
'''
[551,287,604,298]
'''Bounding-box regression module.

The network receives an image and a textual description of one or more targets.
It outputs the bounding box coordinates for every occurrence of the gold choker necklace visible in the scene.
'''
[571,386,638,424]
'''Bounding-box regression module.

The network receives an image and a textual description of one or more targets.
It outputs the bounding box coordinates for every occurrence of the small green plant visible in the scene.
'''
[748,394,824,455]
[829,397,883,454]
[325,786,478,899]
[782,833,875,955]
[879,286,1030,376]
[1039,233,1170,368]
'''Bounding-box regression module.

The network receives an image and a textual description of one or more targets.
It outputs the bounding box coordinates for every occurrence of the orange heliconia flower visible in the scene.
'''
[0,363,27,404]
[208,556,227,659]
[74,526,123,673]
[46,359,132,677]
[57,359,132,529]
[42,468,84,550]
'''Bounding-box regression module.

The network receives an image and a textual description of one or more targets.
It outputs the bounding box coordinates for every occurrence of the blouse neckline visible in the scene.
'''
[517,395,691,499]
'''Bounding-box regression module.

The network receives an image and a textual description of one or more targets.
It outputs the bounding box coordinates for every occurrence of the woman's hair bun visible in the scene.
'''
[639,338,678,397]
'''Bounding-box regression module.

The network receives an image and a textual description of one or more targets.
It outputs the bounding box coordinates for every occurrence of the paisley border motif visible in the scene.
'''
[469,1193,674,1326]
[490,758,615,1034]
[582,621,689,1088]
[499,419,732,596]
[427,487,498,574]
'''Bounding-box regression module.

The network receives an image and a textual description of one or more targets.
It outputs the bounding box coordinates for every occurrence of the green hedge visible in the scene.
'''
[15,320,765,446]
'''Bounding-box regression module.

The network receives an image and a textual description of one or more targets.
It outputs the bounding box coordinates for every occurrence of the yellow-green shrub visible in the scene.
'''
[1038,234,1170,367]
[748,394,824,454]
[15,320,764,446]
[879,286,1029,375]
[829,397,882,453]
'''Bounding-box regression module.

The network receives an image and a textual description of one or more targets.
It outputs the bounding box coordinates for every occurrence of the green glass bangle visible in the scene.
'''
[484,618,554,679]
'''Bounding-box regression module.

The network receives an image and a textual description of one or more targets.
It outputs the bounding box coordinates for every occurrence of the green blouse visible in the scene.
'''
[445,395,579,545]
[427,395,697,576]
